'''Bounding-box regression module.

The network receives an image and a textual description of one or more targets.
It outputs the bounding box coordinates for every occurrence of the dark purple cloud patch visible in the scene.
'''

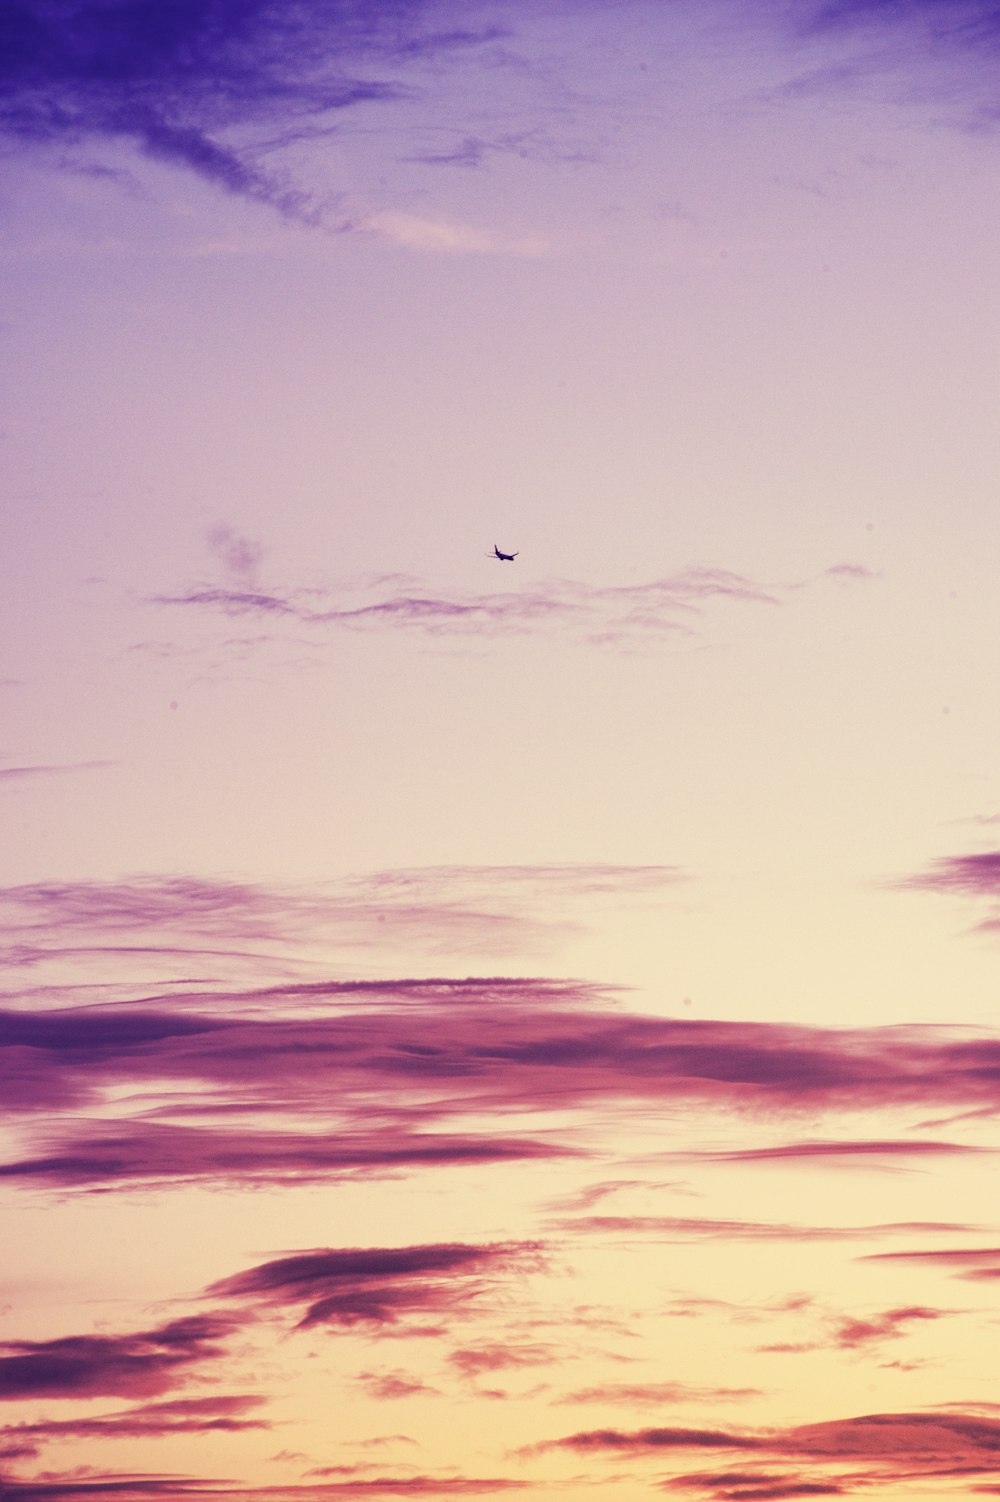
[0,1120,572,1190]
[0,1316,232,1400]
[901,851,1000,898]
[0,0,508,214]
[5,999,1000,1193]
[0,1393,268,1444]
[543,1424,759,1454]
[208,1241,544,1330]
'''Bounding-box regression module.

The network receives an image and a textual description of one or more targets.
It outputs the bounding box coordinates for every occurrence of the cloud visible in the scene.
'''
[665,1472,845,1499]
[0,866,678,979]
[206,527,266,588]
[900,851,1000,897]
[898,851,1000,931]
[554,1382,762,1408]
[447,1344,556,1381]
[829,1305,943,1350]
[5,989,1000,1191]
[0,0,510,215]
[539,1407,1000,1496]
[550,1213,981,1243]
[207,1241,544,1330]
[0,763,115,783]
[0,1481,530,1501]
[0,1394,268,1445]
[0,1120,573,1190]
[293,1481,529,1496]
[148,560,868,652]
[770,0,1000,128]
[536,1424,759,1454]
[860,1246,1000,1280]
[355,1370,441,1400]
[0,1480,213,1500]
[0,1316,232,1400]
[677,1137,987,1165]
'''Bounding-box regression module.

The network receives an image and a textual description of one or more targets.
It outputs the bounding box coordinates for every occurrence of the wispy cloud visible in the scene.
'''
[538,1405,1000,1495]
[0,1316,233,1400]
[554,1380,762,1408]
[0,0,509,217]
[149,556,871,653]
[0,1121,573,1190]
[895,849,1000,932]
[365,211,546,258]
[0,763,115,783]
[4,992,1000,1189]
[860,1245,1000,1280]
[0,1475,529,1499]
[0,867,684,1003]
[207,1242,544,1332]
[551,1212,982,1243]
[0,1394,268,1452]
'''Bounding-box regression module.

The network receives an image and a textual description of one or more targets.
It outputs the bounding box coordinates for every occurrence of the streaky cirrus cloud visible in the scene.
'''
[149,558,871,652]
[0,1394,268,1453]
[898,851,1000,931]
[0,763,116,783]
[0,1120,573,1190]
[0,1476,529,1500]
[206,1241,545,1330]
[548,1213,982,1244]
[5,993,1000,1190]
[553,1380,763,1407]
[668,1137,989,1165]
[0,865,680,978]
[859,1245,1000,1280]
[0,1316,234,1401]
[0,0,508,217]
[7,0,1000,229]
[540,1407,1000,1495]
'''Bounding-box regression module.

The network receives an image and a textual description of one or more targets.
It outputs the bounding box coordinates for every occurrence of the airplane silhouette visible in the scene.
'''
[492,544,518,561]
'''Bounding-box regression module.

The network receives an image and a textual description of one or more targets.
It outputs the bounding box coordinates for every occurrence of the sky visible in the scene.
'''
[4,0,1000,1498]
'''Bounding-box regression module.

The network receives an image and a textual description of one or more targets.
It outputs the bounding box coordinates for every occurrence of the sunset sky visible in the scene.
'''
[5,2,1000,1498]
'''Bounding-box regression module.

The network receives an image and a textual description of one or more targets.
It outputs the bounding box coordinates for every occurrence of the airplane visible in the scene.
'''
[492,544,519,561]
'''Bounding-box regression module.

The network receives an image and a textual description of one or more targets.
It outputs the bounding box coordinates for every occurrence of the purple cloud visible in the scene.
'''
[6,990,1000,1191]
[901,851,1000,898]
[0,1316,232,1400]
[207,1241,544,1330]
[0,763,115,782]
[0,1120,573,1189]
[0,1393,268,1443]
[678,1138,986,1165]
[0,867,677,976]
[148,560,872,653]
[0,0,509,215]
[554,1381,762,1408]
[895,850,1000,932]
[549,1213,980,1243]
